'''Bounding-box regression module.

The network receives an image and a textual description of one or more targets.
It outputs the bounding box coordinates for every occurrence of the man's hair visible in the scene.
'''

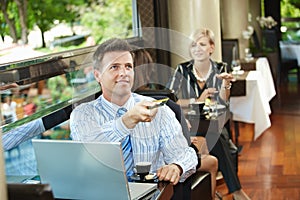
[93,38,132,70]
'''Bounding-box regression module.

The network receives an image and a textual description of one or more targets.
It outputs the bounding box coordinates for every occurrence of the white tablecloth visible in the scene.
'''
[230,57,276,140]
[280,41,300,65]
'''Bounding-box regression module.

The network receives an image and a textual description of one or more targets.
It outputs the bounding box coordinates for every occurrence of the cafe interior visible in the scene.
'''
[1,0,300,199]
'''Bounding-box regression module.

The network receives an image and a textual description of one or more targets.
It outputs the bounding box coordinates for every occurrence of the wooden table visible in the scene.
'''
[240,58,257,71]
[6,175,175,200]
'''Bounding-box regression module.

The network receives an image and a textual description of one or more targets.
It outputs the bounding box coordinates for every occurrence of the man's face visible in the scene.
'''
[94,51,134,101]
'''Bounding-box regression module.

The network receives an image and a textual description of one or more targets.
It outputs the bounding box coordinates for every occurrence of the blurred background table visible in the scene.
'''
[230,57,276,140]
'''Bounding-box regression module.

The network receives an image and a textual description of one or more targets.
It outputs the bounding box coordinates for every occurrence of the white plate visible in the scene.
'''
[203,104,226,110]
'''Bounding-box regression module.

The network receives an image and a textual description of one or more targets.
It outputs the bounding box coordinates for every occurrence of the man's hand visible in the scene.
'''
[156,163,182,185]
[122,100,158,129]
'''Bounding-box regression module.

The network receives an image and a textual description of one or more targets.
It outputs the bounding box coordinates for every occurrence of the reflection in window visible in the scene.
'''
[1,0,137,177]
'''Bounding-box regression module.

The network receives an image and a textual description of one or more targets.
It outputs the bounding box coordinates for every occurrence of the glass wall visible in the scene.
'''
[1,0,138,177]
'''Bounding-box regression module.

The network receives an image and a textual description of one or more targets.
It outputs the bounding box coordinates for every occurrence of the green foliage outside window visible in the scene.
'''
[80,0,133,44]
[281,0,300,42]
[0,0,133,47]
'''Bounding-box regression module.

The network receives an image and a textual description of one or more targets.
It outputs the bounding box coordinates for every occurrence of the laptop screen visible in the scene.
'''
[32,139,157,200]
[32,139,132,199]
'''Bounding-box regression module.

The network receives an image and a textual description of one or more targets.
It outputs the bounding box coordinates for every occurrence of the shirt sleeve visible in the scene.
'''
[2,118,45,151]
[70,103,131,142]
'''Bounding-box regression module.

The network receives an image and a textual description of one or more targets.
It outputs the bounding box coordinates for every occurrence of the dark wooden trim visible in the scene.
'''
[281,17,300,22]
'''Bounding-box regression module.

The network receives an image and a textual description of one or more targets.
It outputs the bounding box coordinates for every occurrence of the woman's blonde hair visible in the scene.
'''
[189,28,215,46]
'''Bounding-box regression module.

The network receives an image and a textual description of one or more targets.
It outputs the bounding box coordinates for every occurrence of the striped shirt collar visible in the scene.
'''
[99,94,135,114]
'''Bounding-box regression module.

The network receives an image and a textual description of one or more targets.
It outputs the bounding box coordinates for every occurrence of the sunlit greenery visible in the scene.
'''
[0,0,133,48]
[281,0,300,42]
[80,0,133,44]
[281,0,300,16]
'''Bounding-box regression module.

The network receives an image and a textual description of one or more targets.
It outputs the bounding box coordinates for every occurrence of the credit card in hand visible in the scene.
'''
[147,98,169,109]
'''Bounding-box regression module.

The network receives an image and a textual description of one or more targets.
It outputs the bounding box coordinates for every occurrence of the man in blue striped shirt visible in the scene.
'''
[70,38,198,185]
[1,83,45,151]
[2,119,45,151]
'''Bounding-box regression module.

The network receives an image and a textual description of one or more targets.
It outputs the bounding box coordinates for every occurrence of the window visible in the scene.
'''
[1,0,140,176]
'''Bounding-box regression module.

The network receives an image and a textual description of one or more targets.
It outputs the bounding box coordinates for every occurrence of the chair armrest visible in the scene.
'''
[191,171,212,200]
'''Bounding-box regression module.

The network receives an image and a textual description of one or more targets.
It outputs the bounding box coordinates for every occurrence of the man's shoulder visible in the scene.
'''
[72,98,98,112]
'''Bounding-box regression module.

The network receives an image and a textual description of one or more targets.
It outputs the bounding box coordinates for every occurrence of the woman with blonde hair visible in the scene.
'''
[168,28,251,200]
[133,46,220,199]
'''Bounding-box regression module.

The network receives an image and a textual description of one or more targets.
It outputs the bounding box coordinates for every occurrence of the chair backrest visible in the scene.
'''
[221,39,239,69]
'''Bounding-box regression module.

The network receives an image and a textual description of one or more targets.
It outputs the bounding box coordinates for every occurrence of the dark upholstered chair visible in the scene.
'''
[221,39,239,71]
[279,42,299,83]
[263,29,299,84]
[281,57,299,83]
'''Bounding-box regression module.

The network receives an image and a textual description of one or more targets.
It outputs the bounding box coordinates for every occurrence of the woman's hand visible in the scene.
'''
[217,72,235,90]
[198,88,217,102]
[217,72,234,82]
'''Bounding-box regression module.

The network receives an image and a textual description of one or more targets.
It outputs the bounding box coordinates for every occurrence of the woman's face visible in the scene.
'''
[190,36,214,62]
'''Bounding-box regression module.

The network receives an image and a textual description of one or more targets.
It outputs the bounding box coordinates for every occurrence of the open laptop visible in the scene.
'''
[32,139,157,200]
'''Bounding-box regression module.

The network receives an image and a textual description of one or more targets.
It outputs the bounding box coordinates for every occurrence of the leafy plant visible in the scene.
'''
[80,0,133,44]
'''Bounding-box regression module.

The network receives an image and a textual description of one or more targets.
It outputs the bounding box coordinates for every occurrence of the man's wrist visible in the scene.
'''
[121,112,138,129]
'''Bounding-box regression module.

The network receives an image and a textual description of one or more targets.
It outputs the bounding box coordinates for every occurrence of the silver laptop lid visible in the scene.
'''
[32,139,131,200]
